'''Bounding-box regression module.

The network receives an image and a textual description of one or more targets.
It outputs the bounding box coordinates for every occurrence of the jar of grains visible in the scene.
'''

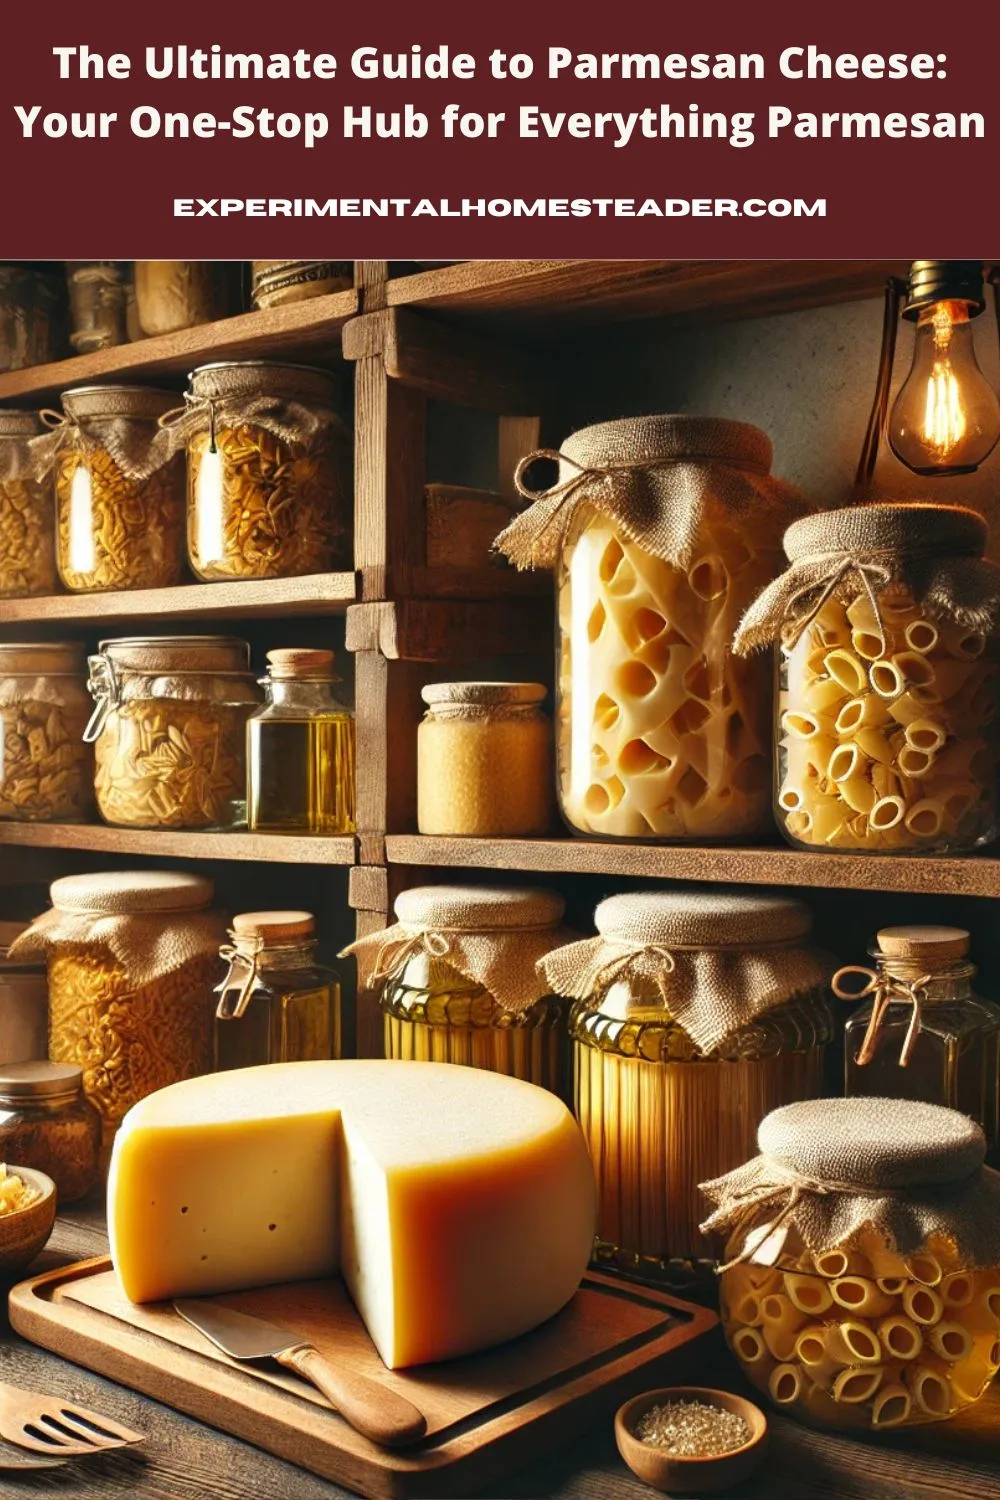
[417,682,553,836]
[541,890,832,1286]
[495,417,808,840]
[133,261,239,337]
[702,1098,1000,1433]
[9,872,226,1161]
[0,410,57,598]
[0,1062,101,1201]
[343,885,574,1097]
[163,361,349,581]
[44,385,185,593]
[85,636,261,830]
[0,263,67,372]
[735,503,1000,854]
[0,643,93,822]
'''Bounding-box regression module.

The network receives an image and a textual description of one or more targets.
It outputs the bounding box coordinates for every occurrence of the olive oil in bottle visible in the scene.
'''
[247,648,355,834]
[215,910,341,1070]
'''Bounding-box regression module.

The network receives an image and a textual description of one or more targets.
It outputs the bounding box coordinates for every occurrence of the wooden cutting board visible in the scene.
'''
[10,1257,719,1499]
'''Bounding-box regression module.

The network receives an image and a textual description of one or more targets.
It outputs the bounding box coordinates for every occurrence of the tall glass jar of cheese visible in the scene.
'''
[495,416,808,840]
[702,1098,1000,1433]
[735,503,1000,853]
[541,889,832,1287]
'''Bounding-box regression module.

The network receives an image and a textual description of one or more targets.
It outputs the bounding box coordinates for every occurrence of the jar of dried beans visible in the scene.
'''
[702,1098,1000,1433]
[10,872,226,1162]
[169,361,349,581]
[0,410,57,598]
[47,385,186,593]
[495,417,808,840]
[85,636,261,830]
[0,643,93,822]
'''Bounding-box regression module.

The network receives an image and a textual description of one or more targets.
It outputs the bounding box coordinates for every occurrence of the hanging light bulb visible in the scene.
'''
[888,261,1000,477]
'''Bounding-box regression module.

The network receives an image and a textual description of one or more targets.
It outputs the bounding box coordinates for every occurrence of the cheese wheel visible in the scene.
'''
[108,1060,596,1369]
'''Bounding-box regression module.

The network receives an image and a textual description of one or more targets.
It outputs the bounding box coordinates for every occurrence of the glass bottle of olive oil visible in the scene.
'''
[247,648,355,834]
[214,910,341,1070]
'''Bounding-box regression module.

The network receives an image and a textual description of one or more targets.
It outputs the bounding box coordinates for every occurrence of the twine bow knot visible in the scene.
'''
[590,940,678,999]
[783,555,893,653]
[712,1166,834,1271]
[369,928,452,984]
[832,963,933,1067]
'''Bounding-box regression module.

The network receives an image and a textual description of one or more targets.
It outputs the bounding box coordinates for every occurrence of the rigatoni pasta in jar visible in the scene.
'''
[495,417,808,840]
[701,1097,1000,1432]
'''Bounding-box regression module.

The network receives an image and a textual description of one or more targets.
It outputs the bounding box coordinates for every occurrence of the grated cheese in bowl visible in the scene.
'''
[0,1163,40,1216]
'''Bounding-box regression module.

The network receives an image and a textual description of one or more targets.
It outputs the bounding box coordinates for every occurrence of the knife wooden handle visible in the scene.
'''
[275,1343,427,1448]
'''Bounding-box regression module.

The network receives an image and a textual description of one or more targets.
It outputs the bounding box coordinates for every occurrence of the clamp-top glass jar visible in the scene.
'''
[247,649,355,835]
[215,910,341,1070]
[0,643,93,822]
[0,410,57,598]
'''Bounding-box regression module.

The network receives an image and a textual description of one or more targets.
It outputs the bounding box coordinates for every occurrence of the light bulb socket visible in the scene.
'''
[902,260,985,320]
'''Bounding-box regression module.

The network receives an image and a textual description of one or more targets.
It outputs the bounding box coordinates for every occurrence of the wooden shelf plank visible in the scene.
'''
[0,289,359,403]
[0,823,355,865]
[384,834,1000,899]
[0,573,357,626]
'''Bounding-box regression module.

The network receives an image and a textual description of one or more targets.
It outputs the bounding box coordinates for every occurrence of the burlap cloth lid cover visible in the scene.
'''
[341,884,576,1013]
[32,386,181,485]
[86,636,260,719]
[0,409,44,483]
[735,501,1000,653]
[158,361,347,458]
[540,888,828,1056]
[700,1096,1000,1269]
[0,642,86,710]
[493,414,809,571]
[8,871,226,990]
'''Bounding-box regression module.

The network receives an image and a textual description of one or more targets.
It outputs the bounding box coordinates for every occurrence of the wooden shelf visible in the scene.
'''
[0,288,359,403]
[0,572,357,627]
[0,822,355,864]
[384,835,1000,899]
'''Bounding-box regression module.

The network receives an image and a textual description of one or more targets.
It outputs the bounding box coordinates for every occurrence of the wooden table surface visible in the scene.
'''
[1,1207,998,1500]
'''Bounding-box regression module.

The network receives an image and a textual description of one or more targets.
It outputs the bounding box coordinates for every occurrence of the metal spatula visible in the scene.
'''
[0,1381,144,1456]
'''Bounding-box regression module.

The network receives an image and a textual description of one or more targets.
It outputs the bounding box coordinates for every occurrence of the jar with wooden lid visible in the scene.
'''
[215,911,341,1070]
[85,636,261,830]
[0,264,67,372]
[735,503,1000,853]
[0,643,93,822]
[417,682,553,836]
[541,889,832,1284]
[247,649,355,835]
[66,262,128,353]
[0,410,57,598]
[251,261,352,310]
[495,417,808,840]
[343,885,574,1095]
[0,1062,101,1202]
[9,872,226,1160]
[133,262,239,336]
[703,1098,1000,1432]
[45,385,185,592]
[836,926,1000,1150]
[0,921,47,1065]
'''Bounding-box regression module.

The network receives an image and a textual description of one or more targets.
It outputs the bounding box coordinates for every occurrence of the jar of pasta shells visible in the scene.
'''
[735,503,1000,853]
[0,410,57,598]
[9,872,226,1162]
[46,385,185,593]
[169,361,349,581]
[702,1097,1000,1433]
[85,636,261,830]
[0,643,93,822]
[342,885,573,1096]
[542,890,832,1286]
[495,417,808,840]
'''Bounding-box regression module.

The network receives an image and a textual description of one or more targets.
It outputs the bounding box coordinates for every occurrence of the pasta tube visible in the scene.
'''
[783,1273,834,1316]
[852,627,885,662]
[870,660,905,699]
[871,1381,912,1428]
[904,718,947,753]
[910,1359,954,1417]
[876,1277,909,1296]
[831,1277,896,1318]
[824,650,868,695]
[760,1293,807,1334]
[824,1320,882,1366]
[905,619,940,654]
[902,1284,945,1326]
[730,1290,762,1326]
[812,1248,864,1279]
[905,1252,944,1286]
[794,1325,837,1383]
[940,1271,975,1309]
[768,1363,803,1405]
[877,1314,924,1361]
[731,1325,770,1364]
[870,795,906,832]
[832,1366,885,1403]
[762,1321,803,1362]
[904,800,944,838]
[835,695,890,733]
[928,1321,974,1362]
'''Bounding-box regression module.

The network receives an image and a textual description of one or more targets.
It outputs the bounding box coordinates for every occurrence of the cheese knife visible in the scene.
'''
[173,1299,427,1448]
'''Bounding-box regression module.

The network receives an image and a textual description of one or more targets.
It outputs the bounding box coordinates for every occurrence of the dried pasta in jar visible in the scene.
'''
[494,416,808,840]
[0,644,93,822]
[0,411,57,598]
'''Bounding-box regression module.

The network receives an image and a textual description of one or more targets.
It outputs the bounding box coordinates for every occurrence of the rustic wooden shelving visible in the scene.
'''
[0,573,357,626]
[0,822,355,864]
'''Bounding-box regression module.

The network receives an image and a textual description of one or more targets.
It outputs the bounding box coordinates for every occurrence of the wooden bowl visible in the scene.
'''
[615,1386,768,1495]
[0,1167,56,1277]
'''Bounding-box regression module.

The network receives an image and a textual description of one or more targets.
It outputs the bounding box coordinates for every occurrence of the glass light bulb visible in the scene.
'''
[889,300,1000,476]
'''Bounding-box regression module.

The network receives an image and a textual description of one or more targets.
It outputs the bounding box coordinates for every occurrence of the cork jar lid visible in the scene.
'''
[50,871,215,916]
[876,926,971,965]
[394,885,565,932]
[594,888,813,948]
[232,911,316,942]
[421,682,547,708]
[265,649,337,681]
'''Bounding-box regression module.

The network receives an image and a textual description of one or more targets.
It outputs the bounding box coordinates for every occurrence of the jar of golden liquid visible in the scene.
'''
[214,910,341,1070]
[0,410,57,598]
[247,649,355,835]
[703,1098,1000,1433]
[541,889,832,1285]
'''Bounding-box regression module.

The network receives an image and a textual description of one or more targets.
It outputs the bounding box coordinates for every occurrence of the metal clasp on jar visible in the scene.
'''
[82,652,120,742]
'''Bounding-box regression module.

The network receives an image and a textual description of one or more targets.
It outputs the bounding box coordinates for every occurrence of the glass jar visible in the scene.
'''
[0,921,47,1064]
[0,410,57,598]
[251,261,353,310]
[838,926,1000,1151]
[0,1062,101,1201]
[417,682,552,836]
[215,910,341,1069]
[706,1097,1000,1433]
[542,890,832,1281]
[0,263,67,372]
[0,643,94,822]
[67,262,128,353]
[51,385,186,593]
[183,361,349,581]
[133,261,239,336]
[85,636,261,830]
[247,649,354,835]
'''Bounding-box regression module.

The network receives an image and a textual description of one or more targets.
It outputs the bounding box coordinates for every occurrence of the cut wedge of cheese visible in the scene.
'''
[108,1060,596,1369]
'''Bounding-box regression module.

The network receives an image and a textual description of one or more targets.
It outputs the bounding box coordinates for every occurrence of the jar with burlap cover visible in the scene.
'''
[540,888,832,1278]
[494,415,809,842]
[161,361,350,582]
[0,643,93,822]
[342,885,576,1096]
[0,411,56,597]
[9,872,226,1162]
[735,501,1000,855]
[701,1096,1000,1433]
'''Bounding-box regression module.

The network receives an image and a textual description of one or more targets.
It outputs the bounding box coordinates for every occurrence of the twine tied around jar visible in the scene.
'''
[28,388,182,485]
[156,363,347,460]
[782,554,893,653]
[832,963,933,1068]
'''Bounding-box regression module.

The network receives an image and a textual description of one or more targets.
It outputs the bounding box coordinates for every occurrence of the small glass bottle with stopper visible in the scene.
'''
[246,648,355,835]
[214,910,341,1070]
